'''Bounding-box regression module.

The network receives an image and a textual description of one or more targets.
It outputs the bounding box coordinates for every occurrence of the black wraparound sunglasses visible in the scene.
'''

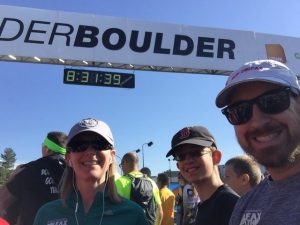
[67,141,112,153]
[222,87,293,125]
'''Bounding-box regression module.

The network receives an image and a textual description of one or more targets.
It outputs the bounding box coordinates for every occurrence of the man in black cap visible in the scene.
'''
[166,126,239,225]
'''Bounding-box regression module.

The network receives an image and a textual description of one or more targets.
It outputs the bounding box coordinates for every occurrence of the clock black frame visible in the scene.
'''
[63,68,135,89]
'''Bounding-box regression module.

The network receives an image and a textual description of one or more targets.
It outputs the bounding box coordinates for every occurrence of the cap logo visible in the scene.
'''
[179,128,190,139]
[79,118,98,128]
[229,66,263,84]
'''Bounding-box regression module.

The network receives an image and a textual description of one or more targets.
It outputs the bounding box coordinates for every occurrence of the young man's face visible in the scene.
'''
[231,82,300,169]
[175,144,216,184]
[224,164,244,196]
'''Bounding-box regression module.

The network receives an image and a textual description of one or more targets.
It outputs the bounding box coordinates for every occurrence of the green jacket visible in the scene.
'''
[33,191,148,225]
[115,171,161,205]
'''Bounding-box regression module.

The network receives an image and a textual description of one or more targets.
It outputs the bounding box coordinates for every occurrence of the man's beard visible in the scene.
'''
[237,123,300,168]
[243,143,300,168]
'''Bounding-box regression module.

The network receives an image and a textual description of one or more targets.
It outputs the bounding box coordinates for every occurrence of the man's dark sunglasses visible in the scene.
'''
[222,87,293,125]
[67,141,113,153]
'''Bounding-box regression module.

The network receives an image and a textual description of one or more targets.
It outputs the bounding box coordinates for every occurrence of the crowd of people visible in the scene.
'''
[1,59,300,225]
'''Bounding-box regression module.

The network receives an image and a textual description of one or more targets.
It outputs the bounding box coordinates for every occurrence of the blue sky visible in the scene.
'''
[1,0,300,176]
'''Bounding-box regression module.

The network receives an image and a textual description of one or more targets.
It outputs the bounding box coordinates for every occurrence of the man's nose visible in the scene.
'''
[249,104,271,127]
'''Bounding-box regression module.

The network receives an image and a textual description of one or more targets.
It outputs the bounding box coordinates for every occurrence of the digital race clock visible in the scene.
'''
[63,68,135,89]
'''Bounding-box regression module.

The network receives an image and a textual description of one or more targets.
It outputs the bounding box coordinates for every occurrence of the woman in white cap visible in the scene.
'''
[33,118,148,225]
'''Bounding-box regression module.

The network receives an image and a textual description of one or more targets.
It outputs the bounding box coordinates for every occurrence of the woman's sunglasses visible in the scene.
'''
[67,141,112,153]
[222,87,293,125]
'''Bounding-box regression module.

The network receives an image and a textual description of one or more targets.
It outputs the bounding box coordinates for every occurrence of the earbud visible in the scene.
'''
[109,158,112,164]
[68,159,72,167]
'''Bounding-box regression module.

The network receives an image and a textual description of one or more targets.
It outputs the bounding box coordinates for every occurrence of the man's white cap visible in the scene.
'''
[216,59,300,108]
[67,118,114,146]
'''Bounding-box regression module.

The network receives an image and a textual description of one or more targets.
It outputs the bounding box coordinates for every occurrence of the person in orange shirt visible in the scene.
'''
[157,173,175,225]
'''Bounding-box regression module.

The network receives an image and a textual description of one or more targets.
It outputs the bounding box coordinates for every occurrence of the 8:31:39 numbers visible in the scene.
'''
[65,70,121,85]
[63,68,135,89]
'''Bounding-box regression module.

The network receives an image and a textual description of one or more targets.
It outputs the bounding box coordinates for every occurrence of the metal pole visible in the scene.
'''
[168,158,172,182]
[141,141,153,168]
[142,146,145,168]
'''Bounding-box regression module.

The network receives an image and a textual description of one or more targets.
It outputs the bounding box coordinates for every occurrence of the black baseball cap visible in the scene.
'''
[166,126,217,157]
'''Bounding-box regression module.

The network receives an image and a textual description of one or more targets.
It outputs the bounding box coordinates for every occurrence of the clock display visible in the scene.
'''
[63,68,135,89]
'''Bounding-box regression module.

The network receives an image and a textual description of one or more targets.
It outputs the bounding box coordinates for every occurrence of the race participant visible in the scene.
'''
[33,118,148,225]
[216,59,300,225]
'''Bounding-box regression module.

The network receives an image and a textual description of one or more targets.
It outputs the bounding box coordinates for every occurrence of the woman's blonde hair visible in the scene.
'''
[59,154,121,206]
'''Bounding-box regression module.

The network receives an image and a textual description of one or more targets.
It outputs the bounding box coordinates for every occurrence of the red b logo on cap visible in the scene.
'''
[180,128,190,139]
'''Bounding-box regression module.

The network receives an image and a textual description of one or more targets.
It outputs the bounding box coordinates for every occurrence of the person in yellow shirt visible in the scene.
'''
[157,173,175,225]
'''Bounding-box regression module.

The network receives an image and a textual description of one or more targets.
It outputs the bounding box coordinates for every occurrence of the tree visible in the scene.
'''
[0,148,16,185]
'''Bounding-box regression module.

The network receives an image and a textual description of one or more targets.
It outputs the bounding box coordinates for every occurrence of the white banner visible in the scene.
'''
[0,5,300,75]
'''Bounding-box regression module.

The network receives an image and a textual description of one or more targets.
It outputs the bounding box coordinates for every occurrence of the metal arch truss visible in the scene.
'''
[0,54,231,76]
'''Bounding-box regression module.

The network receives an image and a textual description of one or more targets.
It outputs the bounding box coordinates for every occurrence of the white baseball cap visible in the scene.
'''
[216,59,300,108]
[67,118,114,147]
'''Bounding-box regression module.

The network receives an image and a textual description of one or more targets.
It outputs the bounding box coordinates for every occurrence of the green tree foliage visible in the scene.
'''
[0,148,16,185]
